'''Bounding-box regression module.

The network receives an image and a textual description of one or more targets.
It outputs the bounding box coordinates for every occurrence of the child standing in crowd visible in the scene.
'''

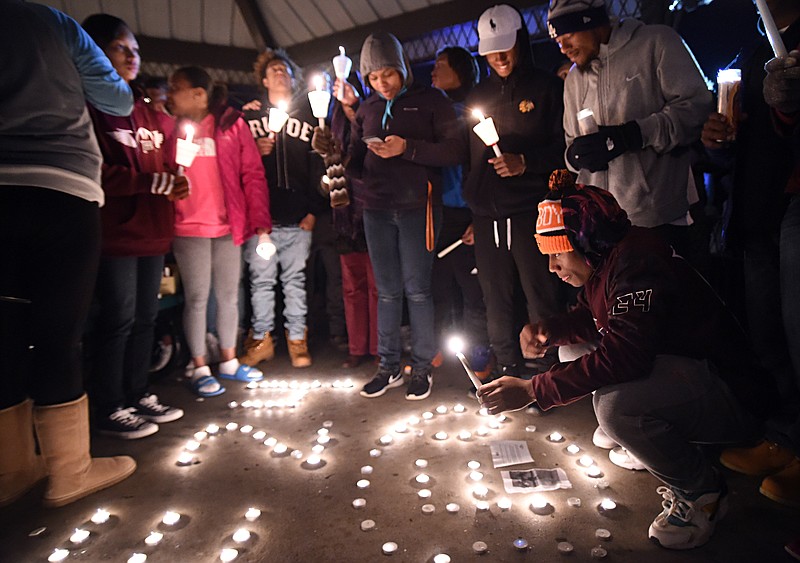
[166,66,271,397]
[82,14,187,439]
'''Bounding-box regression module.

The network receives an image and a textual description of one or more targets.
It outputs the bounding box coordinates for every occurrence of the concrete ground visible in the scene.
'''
[1,343,796,563]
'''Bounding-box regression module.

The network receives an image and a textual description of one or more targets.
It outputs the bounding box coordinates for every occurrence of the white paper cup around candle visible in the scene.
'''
[717,69,741,141]
[267,102,290,137]
[577,108,599,135]
[308,78,331,129]
[472,116,501,157]
[332,46,352,100]
[175,137,200,168]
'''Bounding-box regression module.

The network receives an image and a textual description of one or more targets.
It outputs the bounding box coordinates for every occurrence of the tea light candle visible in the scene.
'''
[453,403,466,413]
[252,431,266,441]
[185,440,201,452]
[513,537,529,551]
[421,504,435,514]
[415,473,430,484]
[226,422,238,431]
[475,500,490,511]
[232,528,251,543]
[273,443,288,454]
[127,554,147,563]
[599,498,617,511]
[433,555,451,563]
[433,431,448,440]
[91,508,110,524]
[458,430,473,441]
[436,405,448,414]
[472,541,488,554]
[587,466,604,478]
[48,549,69,562]
[144,531,163,546]
[446,503,460,513]
[476,426,490,436]
[530,495,549,513]
[382,542,398,555]
[566,443,581,454]
[311,444,324,454]
[323,420,333,428]
[548,431,564,442]
[176,452,195,466]
[369,449,381,457]
[422,411,434,420]
[497,497,512,510]
[245,508,261,521]
[393,423,408,433]
[162,511,180,526]
[596,528,612,540]
[263,437,277,448]
[220,548,238,562]
[379,434,393,445]
[306,454,321,467]
[467,460,481,470]
[239,425,253,434]
[579,455,594,467]
[70,528,90,543]
[591,546,608,559]
[361,465,373,475]
[478,407,490,416]
[357,479,370,489]
[206,423,219,434]
[194,431,207,441]
[567,497,582,507]
[408,415,421,425]
[557,542,574,554]
[246,381,258,389]
[488,420,501,429]
[473,484,488,498]
[525,425,537,433]
[469,471,484,482]
[415,459,428,468]
[362,520,376,532]
[418,488,431,499]
[317,435,330,445]
[352,498,366,509]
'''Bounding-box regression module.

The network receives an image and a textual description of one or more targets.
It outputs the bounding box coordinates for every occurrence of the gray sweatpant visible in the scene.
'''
[173,235,241,359]
[593,354,760,493]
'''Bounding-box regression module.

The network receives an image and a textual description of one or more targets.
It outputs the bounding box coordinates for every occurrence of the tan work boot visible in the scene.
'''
[239,330,274,366]
[286,329,312,368]
[0,400,46,507]
[33,394,136,508]
[720,441,795,476]
[760,457,800,508]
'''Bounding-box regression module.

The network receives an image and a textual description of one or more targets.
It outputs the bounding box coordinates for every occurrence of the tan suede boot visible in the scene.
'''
[0,400,46,507]
[33,394,136,508]
[286,329,312,368]
[240,330,275,365]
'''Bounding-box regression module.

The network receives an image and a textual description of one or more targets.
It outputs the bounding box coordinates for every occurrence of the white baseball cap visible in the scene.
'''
[478,5,523,56]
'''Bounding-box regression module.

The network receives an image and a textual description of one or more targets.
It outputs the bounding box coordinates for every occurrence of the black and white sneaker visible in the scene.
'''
[360,366,403,398]
[134,393,184,423]
[96,407,159,440]
[406,369,432,401]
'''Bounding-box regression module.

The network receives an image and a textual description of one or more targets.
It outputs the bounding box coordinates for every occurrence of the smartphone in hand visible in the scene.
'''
[362,136,383,144]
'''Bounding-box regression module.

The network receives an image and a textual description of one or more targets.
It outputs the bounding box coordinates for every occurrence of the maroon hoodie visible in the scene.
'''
[88,98,176,256]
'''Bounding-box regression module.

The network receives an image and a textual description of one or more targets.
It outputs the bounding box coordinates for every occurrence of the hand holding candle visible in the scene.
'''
[308,75,331,129]
[332,46,352,100]
[472,109,502,157]
[448,336,484,390]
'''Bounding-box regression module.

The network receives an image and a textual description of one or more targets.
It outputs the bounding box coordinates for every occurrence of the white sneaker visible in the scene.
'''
[592,426,618,449]
[609,446,646,470]
[648,484,727,549]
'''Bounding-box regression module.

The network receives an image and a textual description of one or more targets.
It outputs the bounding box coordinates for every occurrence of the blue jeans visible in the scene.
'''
[243,226,312,340]
[91,254,164,412]
[363,207,441,371]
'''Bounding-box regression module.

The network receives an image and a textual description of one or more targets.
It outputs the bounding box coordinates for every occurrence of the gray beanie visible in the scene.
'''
[359,31,413,87]
[547,0,609,39]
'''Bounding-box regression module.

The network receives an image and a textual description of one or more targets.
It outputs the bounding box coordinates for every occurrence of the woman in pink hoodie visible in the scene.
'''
[166,66,272,397]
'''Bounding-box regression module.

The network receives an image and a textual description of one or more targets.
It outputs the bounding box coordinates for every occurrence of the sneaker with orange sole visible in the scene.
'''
[760,457,800,508]
[720,441,795,476]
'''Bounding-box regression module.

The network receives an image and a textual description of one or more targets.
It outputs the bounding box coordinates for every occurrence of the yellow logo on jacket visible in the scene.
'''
[519,100,535,113]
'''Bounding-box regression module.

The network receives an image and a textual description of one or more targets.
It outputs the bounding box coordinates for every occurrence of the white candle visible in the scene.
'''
[317,428,329,436]
[317,435,330,445]
[475,500,490,511]
[566,443,580,454]
[436,405,448,414]
[587,466,603,478]
[421,503,436,514]
[415,473,430,484]
[245,508,261,521]
[264,437,277,447]
[548,431,564,442]
[422,411,434,420]
[472,541,488,554]
[476,426,490,436]
[361,465,373,475]
[434,431,448,440]
[473,484,488,498]
[70,529,90,544]
[252,431,266,441]
[357,479,370,489]
[239,425,253,434]
[91,508,110,524]
[352,498,366,509]
[273,443,288,454]
[306,455,321,466]
[453,403,466,413]
[311,444,325,454]
[307,75,331,128]
[382,542,398,555]
[220,548,238,562]
[513,537,529,551]
[470,471,484,482]
[162,511,180,526]
[433,554,451,563]
[415,459,428,468]
[497,497,512,510]
[393,422,408,433]
[467,460,481,470]
[369,448,381,457]
[267,101,290,138]
[206,423,219,434]
[176,452,195,466]
[579,455,594,467]
[144,531,163,546]
[755,0,789,57]
[127,554,147,563]
[472,109,502,157]
[232,528,251,543]
[418,488,431,499]
[408,415,421,425]
[600,498,617,511]
[379,434,393,445]
[332,46,353,100]
[458,430,472,441]
[361,519,376,531]
[531,495,548,509]
[194,431,207,441]
[446,503,460,513]
[48,549,69,562]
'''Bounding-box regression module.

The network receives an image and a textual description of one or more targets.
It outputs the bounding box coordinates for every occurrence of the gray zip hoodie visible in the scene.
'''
[563,18,711,228]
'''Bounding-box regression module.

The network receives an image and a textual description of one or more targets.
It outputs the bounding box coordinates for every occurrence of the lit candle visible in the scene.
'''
[513,537,529,551]
[127,554,147,563]
[369,449,381,457]
[267,101,290,138]
[162,511,180,526]
[273,443,288,454]
[475,500,490,511]
[566,443,580,454]
[245,508,261,521]
[436,405,448,414]
[352,498,366,509]
[473,484,488,498]
[408,415,421,425]
[497,497,512,510]
[469,471,484,482]
[453,403,466,413]
[220,548,238,562]
[332,46,353,100]
[382,542,398,555]
[530,495,550,514]
[240,425,253,434]
[323,420,333,428]
[144,531,163,546]
[422,411,434,420]
[446,503,460,513]
[415,473,430,484]
[458,430,472,441]
[307,75,331,129]
[415,459,428,468]
[206,423,219,434]
[232,528,251,543]
[567,497,582,507]
[91,508,110,524]
[478,407,490,417]
[557,542,574,554]
[357,479,370,489]
[471,109,502,157]
[306,455,321,467]
[448,336,484,389]
[421,503,436,514]
[175,124,199,171]
[433,554,451,563]
[379,434,393,445]
[312,444,325,454]
[476,426,490,436]
[579,455,594,467]
[599,498,617,511]
[526,425,537,433]
[548,431,564,442]
[264,437,277,447]
[433,431,448,440]
[467,460,481,470]
[418,488,431,499]
[194,431,208,441]
[176,452,195,466]
[587,466,603,478]
[70,529,90,544]
[393,422,408,433]
[317,435,330,445]
[591,546,608,559]
[48,549,69,562]
[755,0,789,57]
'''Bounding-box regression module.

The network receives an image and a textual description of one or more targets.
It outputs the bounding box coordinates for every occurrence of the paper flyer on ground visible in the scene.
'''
[490,440,534,468]
[501,468,573,493]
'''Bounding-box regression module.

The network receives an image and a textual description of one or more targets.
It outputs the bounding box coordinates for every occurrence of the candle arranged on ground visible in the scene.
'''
[245,507,261,521]
[332,46,352,100]
[307,75,331,128]
[472,109,502,157]
[90,508,110,524]
[267,100,290,138]
[162,511,180,526]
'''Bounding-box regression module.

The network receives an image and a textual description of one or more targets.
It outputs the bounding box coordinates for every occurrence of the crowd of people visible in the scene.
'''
[1,0,799,554]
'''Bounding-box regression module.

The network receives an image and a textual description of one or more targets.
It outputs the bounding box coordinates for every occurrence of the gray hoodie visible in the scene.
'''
[563,19,712,228]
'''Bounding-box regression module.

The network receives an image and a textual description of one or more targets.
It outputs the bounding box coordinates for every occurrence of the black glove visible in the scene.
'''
[566,121,643,172]
[763,51,800,114]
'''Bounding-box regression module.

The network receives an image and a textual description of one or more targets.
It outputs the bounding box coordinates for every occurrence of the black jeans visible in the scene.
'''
[0,186,100,409]
[89,254,164,413]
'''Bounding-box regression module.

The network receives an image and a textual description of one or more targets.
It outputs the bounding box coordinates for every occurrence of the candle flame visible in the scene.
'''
[183,123,194,138]
[339,46,345,56]
[277,100,288,112]
[447,336,464,354]
[313,75,323,90]
[472,109,485,121]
